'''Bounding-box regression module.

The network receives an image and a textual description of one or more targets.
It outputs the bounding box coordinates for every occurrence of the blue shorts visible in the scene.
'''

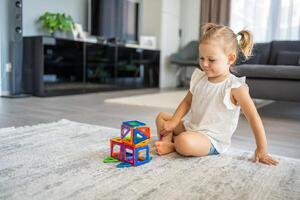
[208,143,219,156]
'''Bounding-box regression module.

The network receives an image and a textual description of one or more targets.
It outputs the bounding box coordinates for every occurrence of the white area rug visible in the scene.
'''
[105,90,273,109]
[1,120,299,200]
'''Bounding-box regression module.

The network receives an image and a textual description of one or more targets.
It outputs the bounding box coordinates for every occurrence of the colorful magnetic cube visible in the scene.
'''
[121,120,150,146]
[123,143,150,166]
[108,120,151,167]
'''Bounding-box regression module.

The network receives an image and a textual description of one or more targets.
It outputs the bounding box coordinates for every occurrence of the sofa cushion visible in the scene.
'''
[244,55,261,64]
[236,42,271,65]
[268,41,300,64]
[276,51,300,66]
[232,64,300,80]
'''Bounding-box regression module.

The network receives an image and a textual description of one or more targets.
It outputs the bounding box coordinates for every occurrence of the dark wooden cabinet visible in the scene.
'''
[23,36,160,96]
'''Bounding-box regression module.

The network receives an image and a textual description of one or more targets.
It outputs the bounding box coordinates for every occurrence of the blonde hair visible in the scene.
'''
[200,23,254,62]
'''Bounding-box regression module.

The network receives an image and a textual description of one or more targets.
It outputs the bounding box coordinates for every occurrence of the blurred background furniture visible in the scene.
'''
[170,41,199,86]
[233,40,300,101]
[23,36,160,96]
[131,49,160,88]
[168,39,300,102]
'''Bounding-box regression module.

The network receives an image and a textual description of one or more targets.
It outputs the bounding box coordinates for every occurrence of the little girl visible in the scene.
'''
[154,23,278,166]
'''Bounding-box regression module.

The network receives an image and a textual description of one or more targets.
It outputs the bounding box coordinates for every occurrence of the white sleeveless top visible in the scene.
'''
[183,68,247,153]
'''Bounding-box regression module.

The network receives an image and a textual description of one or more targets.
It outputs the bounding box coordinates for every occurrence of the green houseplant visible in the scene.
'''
[38,12,75,35]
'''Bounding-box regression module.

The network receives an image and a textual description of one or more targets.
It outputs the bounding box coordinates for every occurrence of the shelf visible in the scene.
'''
[23,36,160,96]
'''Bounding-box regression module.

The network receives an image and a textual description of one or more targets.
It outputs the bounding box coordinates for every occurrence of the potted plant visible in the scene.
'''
[37,12,75,37]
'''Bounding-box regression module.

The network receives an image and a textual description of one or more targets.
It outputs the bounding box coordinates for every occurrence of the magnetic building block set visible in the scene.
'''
[109,120,152,167]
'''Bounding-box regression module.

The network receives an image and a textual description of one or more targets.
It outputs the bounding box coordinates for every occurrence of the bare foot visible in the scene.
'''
[154,141,175,155]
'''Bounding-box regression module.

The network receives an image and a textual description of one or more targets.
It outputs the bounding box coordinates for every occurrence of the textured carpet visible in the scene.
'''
[105,90,273,109]
[1,119,299,200]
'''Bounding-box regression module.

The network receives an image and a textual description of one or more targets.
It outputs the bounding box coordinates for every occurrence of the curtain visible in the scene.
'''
[230,0,300,42]
[200,0,231,27]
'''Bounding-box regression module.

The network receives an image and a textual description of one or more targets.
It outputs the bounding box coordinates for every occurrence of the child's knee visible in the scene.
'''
[156,112,170,125]
[155,112,164,124]
[174,133,193,156]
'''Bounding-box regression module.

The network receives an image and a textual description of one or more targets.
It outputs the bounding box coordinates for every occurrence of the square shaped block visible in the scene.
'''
[110,137,123,161]
[123,144,135,165]
[135,145,150,166]
[122,143,150,166]
[121,121,150,146]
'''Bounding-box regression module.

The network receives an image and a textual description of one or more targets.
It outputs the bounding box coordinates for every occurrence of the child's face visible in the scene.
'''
[199,40,235,78]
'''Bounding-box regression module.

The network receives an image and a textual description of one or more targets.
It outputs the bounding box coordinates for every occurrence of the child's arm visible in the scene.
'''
[232,86,279,166]
[171,91,193,123]
[160,91,192,135]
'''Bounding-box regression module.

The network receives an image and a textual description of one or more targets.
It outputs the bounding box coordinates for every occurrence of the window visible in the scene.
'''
[230,0,300,42]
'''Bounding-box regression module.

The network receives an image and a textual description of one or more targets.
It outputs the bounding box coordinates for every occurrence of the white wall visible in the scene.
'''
[159,0,181,88]
[179,0,200,80]
[0,0,10,94]
[180,0,200,48]
[140,0,162,49]
[23,0,88,36]
[141,0,200,88]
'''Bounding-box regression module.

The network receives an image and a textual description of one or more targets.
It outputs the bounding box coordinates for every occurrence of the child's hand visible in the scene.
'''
[253,148,279,166]
[160,120,178,136]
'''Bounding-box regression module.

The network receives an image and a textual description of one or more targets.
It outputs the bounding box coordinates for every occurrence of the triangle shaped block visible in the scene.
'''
[133,129,148,144]
[121,125,131,139]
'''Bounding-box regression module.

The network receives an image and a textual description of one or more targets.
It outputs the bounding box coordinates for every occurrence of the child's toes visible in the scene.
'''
[155,148,160,155]
[154,141,161,147]
[156,148,161,155]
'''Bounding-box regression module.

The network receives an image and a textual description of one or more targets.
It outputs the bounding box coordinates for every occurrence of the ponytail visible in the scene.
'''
[237,30,254,60]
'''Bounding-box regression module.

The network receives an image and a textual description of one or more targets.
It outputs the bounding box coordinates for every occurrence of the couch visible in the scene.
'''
[233,40,300,101]
[171,40,300,101]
